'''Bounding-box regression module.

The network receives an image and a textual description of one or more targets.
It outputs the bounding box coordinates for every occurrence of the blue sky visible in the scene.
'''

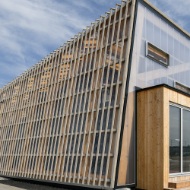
[0,0,190,88]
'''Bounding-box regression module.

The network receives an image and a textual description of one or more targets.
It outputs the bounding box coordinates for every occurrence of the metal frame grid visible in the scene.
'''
[0,0,136,188]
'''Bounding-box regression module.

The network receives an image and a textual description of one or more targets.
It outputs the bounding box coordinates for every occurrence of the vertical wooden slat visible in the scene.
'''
[0,1,135,189]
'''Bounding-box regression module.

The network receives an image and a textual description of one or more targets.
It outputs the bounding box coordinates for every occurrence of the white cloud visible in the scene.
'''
[0,0,123,88]
[149,0,190,31]
[0,0,105,88]
[1,0,189,88]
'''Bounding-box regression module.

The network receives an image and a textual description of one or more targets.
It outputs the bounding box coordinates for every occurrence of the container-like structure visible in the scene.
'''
[0,0,190,189]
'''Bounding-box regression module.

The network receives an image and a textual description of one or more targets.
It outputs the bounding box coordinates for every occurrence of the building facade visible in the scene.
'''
[0,0,190,190]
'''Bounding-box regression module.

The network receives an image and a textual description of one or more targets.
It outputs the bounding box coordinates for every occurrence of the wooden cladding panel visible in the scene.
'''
[117,91,135,185]
[0,0,136,189]
[169,175,190,183]
[137,86,190,190]
[137,87,164,190]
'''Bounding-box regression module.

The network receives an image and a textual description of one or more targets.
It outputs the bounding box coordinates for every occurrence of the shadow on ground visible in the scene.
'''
[0,177,68,190]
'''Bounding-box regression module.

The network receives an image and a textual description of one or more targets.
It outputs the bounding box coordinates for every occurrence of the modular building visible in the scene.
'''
[0,0,190,189]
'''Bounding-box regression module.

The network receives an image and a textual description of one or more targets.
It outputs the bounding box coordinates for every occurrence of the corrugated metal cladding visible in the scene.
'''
[0,0,135,189]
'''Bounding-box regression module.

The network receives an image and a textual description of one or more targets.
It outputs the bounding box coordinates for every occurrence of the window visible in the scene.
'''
[146,42,169,66]
[170,104,190,174]
[175,82,190,95]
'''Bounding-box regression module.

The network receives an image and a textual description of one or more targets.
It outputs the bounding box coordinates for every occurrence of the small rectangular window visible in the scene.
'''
[175,82,190,94]
[146,42,169,66]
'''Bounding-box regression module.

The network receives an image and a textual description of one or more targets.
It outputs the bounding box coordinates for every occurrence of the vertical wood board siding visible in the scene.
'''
[137,86,190,190]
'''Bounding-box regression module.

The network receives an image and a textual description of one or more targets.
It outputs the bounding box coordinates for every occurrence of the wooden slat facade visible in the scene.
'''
[0,0,136,189]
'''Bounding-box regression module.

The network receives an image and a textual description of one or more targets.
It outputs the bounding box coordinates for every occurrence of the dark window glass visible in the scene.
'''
[105,133,110,153]
[52,156,56,171]
[99,133,104,153]
[88,74,92,89]
[66,136,71,154]
[79,134,83,153]
[183,110,190,172]
[51,119,55,134]
[63,156,68,172]
[102,156,108,175]
[97,111,102,130]
[72,156,76,172]
[75,135,79,153]
[54,137,59,154]
[96,156,101,174]
[76,156,80,173]
[60,100,65,115]
[72,96,76,113]
[108,109,113,129]
[68,156,72,172]
[170,106,181,173]
[102,109,108,130]
[93,134,99,153]
[91,156,96,174]
[111,86,116,106]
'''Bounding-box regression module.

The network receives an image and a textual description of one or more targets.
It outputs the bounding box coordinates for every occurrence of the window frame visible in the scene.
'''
[146,41,169,67]
[175,82,190,95]
[169,103,190,176]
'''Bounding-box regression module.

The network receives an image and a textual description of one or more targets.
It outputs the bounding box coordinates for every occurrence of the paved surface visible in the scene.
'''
[0,177,68,190]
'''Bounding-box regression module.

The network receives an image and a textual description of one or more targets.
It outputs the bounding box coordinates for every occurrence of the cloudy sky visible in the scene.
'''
[0,0,190,88]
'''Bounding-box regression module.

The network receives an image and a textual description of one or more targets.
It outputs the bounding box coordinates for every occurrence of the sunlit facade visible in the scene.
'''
[0,0,190,190]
